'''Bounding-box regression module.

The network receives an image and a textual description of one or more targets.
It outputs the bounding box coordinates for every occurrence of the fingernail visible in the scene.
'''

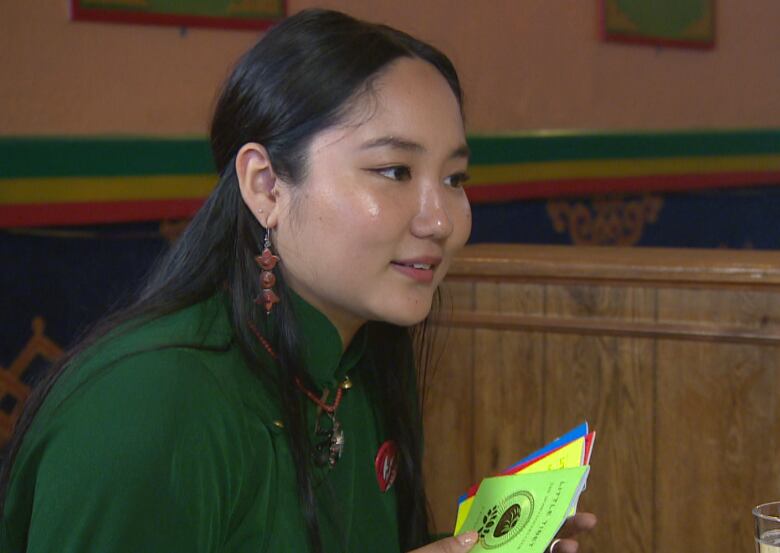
[456,531,478,546]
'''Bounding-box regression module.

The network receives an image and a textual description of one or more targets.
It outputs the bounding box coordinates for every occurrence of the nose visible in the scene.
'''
[410,181,454,240]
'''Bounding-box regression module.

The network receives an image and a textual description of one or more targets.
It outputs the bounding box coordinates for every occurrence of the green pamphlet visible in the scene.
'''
[458,466,590,553]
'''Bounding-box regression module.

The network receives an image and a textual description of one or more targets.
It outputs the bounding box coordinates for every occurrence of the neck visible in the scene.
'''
[330,316,364,353]
[286,283,365,353]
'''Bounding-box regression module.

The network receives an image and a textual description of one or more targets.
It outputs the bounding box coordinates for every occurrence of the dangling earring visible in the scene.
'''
[255,226,280,315]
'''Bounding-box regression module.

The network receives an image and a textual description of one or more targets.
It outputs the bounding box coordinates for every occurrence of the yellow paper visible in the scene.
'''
[455,496,475,535]
[454,437,585,534]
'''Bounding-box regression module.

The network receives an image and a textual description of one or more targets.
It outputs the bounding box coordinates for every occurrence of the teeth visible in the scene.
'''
[411,263,432,270]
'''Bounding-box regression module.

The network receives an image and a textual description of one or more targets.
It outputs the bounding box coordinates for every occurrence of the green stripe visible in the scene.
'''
[468,129,780,164]
[2,130,780,178]
[0,137,215,179]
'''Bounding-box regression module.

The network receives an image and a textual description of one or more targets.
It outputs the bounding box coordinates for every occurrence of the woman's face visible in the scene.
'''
[269,58,472,344]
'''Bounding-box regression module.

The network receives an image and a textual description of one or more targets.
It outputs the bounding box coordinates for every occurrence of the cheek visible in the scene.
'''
[451,197,473,246]
[305,191,396,268]
[334,189,404,241]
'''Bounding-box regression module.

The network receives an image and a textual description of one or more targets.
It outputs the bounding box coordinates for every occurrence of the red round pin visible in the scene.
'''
[374,440,398,492]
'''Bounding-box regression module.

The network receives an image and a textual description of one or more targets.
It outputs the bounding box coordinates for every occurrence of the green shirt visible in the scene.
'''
[1,292,403,552]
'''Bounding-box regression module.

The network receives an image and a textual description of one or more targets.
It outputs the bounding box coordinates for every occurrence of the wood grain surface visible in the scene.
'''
[422,281,475,532]
[423,244,780,552]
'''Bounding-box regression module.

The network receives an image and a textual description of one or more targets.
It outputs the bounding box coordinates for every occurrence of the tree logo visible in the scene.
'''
[476,491,534,549]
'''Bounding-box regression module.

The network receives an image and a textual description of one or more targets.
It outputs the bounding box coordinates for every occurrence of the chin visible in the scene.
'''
[377,300,435,327]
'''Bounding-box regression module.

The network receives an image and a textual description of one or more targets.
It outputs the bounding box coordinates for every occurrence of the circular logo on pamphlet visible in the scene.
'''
[477,491,534,549]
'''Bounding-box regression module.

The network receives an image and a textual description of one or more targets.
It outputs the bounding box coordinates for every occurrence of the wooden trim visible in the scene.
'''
[433,311,780,345]
[449,245,780,288]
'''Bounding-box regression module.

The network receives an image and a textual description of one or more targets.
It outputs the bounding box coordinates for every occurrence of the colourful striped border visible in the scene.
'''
[2,130,779,227]
[70,0,285,31]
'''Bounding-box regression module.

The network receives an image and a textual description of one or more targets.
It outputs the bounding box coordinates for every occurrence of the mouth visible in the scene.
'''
[390,261,435,271]
[390,257,442,283]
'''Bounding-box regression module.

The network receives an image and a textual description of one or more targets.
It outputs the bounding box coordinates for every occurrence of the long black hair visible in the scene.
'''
[0,9,463,552]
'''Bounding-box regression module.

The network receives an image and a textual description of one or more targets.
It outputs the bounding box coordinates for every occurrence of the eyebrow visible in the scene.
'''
[360,136,471,161]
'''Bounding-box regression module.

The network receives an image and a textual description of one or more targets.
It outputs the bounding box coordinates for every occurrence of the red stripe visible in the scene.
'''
[603,33,714,50]
[70,0,284,31]
[0,199,204,228]
[466,171,780,203]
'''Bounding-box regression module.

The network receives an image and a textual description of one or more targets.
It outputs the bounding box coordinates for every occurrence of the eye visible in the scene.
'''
[444,171,470,188]
[373,165,412,181]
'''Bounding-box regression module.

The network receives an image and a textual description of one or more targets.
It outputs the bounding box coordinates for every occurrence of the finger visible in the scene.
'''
[453,532,479,550]
[558,512,597,539]
[407,532,478,553]
[550,538,579,553]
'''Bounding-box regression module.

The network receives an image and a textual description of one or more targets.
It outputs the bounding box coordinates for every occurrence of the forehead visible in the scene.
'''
[310,57,465,156]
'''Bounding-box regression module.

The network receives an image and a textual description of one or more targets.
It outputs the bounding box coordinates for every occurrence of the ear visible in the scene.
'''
[236,142,282,229]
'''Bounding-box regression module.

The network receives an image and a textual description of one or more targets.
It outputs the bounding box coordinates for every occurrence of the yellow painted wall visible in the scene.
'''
[1,1,779,135]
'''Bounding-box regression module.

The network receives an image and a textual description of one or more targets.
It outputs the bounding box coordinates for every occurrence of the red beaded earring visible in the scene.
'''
[255,227,280,314]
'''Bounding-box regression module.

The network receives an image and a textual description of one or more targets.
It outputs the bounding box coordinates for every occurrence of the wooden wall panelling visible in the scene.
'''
[655,340,780,552]
[654,286,780,553]
[425,245,780,553]
[542,283,656,553]
[423,280,476,533]
[472,281,545,477]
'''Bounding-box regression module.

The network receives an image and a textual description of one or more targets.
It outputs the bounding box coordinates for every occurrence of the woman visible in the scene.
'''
[0,9,594,553]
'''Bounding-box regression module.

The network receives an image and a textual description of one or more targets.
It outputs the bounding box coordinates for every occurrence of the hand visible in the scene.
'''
[407,531,478,553]
[549,512,597,553]
[406,511,596,553]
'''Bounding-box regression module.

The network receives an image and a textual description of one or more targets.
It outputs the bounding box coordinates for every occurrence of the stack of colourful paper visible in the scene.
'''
[454,422,595,553]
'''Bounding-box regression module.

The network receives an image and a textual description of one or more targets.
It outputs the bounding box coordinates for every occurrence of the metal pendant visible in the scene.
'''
[314,413,344,469]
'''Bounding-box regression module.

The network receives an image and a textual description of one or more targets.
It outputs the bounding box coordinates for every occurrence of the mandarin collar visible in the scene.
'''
[280,288,368,390]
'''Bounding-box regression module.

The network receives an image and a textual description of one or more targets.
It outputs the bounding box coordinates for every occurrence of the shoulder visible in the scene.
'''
[29,347,261,476]
[12,348,275,530]
[51,346,238,426]
[23,295,280,473]
[5,347,276,552]
[41,295,239,425]
[82,294,235,366]
[43,292,283,427]
[4,299,281,551]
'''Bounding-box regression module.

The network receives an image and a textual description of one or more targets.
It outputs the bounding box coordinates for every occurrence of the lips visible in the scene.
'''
[390,256,442,284]
[390,256,442,270]
[392,261,434,270]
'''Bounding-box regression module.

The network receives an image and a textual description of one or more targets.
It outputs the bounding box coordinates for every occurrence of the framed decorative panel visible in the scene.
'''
[70,0,286,31]
[601,0,715,49]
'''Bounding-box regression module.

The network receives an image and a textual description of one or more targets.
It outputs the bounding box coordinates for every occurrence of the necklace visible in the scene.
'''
[300,378,352,469]
[249,322,351,469]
